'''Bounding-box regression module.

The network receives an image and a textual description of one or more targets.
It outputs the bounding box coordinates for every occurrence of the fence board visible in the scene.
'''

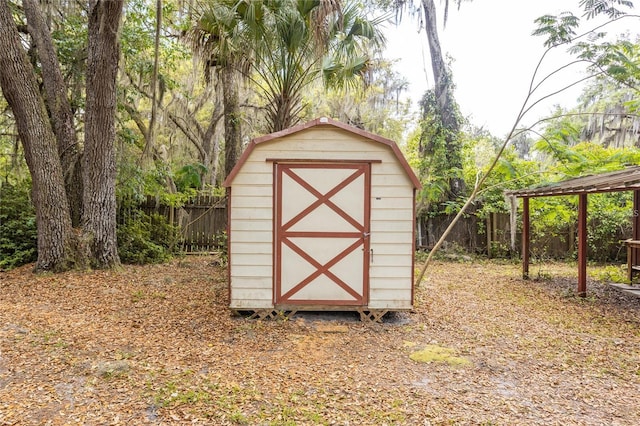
[135,194,227,253]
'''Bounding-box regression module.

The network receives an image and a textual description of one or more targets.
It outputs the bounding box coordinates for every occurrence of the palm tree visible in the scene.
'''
[189,0,252,178]
[191,0,385,145]
[251,0,385,132]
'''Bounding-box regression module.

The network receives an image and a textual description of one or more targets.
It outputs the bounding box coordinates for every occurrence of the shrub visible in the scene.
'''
[0,182,37,270]
[586,192,631,262]
[117,210,179,264]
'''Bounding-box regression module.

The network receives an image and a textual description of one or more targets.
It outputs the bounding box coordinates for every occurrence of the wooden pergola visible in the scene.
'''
[505,166,640,296]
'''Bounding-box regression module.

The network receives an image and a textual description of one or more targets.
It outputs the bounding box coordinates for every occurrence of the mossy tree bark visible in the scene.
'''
[421,0,465,198]
[0,0,77,272]
[82,0,124,268]
[23,0,83,227]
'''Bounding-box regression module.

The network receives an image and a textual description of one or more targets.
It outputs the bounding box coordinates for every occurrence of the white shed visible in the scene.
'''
[223,117,421,320]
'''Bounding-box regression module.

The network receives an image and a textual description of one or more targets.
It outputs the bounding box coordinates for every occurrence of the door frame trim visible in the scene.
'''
[273,161,372,307]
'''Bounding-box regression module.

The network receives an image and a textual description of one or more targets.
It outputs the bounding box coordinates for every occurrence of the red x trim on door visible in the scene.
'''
[275,163,370,306]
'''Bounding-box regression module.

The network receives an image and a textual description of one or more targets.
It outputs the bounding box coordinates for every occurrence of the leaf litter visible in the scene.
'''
[0,257,639,425]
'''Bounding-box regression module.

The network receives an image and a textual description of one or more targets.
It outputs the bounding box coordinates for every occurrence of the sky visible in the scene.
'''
[384,0,639,138]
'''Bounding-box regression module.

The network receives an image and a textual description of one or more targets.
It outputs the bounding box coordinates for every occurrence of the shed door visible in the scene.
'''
[275,163,370,306]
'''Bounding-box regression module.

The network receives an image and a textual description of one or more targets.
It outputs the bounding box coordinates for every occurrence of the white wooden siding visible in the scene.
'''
[230,207,272,221]
[231,196,272,208]
[231,219,271,232]
[368,166,413,309]
[230,230,271,243]
[229,126,414,310]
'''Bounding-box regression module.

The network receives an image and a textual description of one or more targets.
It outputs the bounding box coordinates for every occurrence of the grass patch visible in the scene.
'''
[590,264,629,284]
[409,344,471,367]
[154,381,211,407]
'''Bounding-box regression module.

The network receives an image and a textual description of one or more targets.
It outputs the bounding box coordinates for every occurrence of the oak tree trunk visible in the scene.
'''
[82,0,124,268]
[0,0,76,271]
[23,0,83,227]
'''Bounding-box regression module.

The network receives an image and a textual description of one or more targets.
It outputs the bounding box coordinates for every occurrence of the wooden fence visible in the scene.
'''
[417,212,577,259]
[130,196,623,259]
[139,194,227,253]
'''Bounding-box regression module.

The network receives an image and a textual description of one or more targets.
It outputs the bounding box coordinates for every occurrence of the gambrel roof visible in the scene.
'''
[223,117,421,189]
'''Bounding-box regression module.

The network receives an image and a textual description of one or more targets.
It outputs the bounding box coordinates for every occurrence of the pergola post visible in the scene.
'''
[522,197,530,279]
[508,167,640,296]
[577,194,587,296]
[633,190,640,264]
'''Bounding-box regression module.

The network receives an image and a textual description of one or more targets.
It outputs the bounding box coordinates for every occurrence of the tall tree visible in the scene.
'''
[189,0,246,178]
[251,0,385,133]
[0,0,77,271]
[23,0,83,227]
[421,0,465,198]
[83,0,124,268]
[393,0,466,207]
[0,0,125,271]
[191,0,384,175]
[141,0,163,162]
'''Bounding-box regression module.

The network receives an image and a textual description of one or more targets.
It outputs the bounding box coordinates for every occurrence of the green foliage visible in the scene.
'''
[432,4,640,262]
[304,57,413,142]
[571,36,640,95]
[121,0,190,90]
[414,89,465,216]
[458,105,639,262]
[518,141,638,261]
[0,182,37,270]
[580,0,634,19]
[528,196,578,260]
[586,192,632,261]
[591,264,628,283]
[321,0,387,90]
[517,138,638,261]
[175,163,208,192]
[533,1,633,48]
[535,138,640,177]
[532,12,580,47]
[1,129,29,184]
[116,156,148,208]
[50,8,87,113]
[117,211,179,265]
[193,0,384,132]
[117,151,197,209]
[458,126,541,223]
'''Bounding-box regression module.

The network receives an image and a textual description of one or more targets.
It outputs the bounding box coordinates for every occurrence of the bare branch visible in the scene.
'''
[414,13,640,286]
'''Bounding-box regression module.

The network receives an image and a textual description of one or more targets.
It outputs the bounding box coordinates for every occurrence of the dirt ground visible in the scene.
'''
[0,256,639,425]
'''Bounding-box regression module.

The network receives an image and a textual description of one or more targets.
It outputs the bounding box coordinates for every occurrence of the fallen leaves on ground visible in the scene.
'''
[1,257,639,425]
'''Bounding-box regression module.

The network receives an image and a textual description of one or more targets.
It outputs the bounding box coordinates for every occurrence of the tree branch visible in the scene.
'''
[414,13,640,286]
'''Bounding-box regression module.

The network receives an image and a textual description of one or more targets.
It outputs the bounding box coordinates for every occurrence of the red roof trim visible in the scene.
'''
[222,117,421,189]
[505,166,640,198]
